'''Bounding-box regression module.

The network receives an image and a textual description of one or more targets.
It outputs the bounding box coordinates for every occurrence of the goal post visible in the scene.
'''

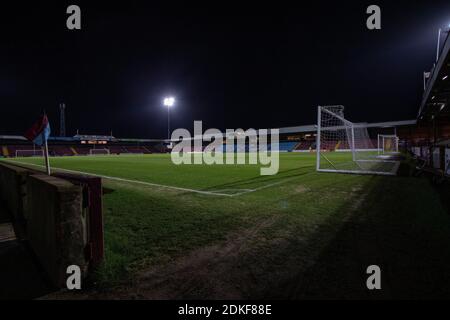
[378,134,399,155]
[316,106,400,176]
[89,148,110,156]
[15,149,44,158]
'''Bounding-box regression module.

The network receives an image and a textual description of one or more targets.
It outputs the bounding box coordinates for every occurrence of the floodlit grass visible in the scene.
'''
[5,153,364,277]
[4,153,450,298]
[9,153,317,193]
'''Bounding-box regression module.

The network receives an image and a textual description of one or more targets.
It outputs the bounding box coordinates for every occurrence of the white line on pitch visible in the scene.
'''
[231,180,290,196]
[231,174,313,196]
[5,160,235,197]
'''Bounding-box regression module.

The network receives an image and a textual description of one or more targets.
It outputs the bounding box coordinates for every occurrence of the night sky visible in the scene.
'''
[1,1,450,139]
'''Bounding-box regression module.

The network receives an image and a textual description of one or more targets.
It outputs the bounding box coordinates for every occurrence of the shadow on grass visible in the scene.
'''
[202,166,316,192]
[263,175,450,299]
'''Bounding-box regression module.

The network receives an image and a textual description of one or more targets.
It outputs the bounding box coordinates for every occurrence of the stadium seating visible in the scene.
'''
[337,140,349,150]
[124,146,148,154]
[277,142,298,152]
[4,145,35,157]
[108,146,127,154]
[73,147,91,155]
[0,146,6,157]
[50,146,75,156]
[294,141,314,151]
[218,142,299,152]
[320,141,338,150]
[3,139,386,157]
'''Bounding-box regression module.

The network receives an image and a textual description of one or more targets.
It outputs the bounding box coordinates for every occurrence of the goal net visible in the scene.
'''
[89,148,110,156]
[378,135,399,155]
[15,149,44,157]
[316,105,400,175]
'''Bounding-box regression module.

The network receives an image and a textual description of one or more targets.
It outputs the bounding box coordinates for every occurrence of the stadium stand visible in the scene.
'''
[0,119,422,159]
[73,146,91,155]
[70,147,78,155]
[124,146,147,154]
[294,140,314,151]
[50,146,74,156]
[0,134,170,158]
[1,146,8,157]
[106,146,126,154]
[409,29,450,177]
[337,140,350,150]
[278,141,298,152]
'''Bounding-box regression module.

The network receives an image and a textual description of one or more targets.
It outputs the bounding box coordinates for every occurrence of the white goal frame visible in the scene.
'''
[15,149,44,157]
[89,148,110,156]
[316,105,400,176]
[377,134,399,155]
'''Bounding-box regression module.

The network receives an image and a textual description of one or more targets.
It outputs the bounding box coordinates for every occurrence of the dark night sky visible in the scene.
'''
[1,1,450,138]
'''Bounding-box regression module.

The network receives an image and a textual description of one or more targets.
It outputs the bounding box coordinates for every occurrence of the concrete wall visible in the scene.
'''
[26,174,87,287]
[0,162,28,222]
[0,162,92,287]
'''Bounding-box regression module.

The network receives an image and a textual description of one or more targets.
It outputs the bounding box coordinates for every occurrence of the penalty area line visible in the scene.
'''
[232,172,315,196]
[232,179,294,196]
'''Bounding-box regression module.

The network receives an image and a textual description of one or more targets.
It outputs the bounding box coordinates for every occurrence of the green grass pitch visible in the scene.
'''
[4,153,450,298]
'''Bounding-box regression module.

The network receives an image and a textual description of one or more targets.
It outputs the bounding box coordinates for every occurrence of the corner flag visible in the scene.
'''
[24,114,51,146]
[24,114,51,175]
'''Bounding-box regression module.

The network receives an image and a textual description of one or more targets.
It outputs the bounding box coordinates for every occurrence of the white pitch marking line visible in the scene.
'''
[211,188,256,193]
[231,173,315,196]
[231,180,291,196]
[5,160,235,197]
[5,160,310,198]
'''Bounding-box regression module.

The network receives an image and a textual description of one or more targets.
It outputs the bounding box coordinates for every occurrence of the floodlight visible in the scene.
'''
[163,97,175,107]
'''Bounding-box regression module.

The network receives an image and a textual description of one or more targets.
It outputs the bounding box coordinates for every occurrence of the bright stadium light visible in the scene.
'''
[163,96,176,140]
[163,97,175,107]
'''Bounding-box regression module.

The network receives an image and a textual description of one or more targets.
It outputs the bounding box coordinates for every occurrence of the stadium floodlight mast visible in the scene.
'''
[163,97,175,140]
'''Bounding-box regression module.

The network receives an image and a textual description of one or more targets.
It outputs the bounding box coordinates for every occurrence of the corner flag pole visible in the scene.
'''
[43,136,51,175]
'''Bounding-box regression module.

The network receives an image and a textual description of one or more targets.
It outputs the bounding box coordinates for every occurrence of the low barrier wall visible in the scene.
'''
[26,174,87,287]
[0,162,100,288]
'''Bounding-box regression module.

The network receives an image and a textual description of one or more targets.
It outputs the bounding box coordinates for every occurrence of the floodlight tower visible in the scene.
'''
[59,103,66,137]
[163,97,175,140]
